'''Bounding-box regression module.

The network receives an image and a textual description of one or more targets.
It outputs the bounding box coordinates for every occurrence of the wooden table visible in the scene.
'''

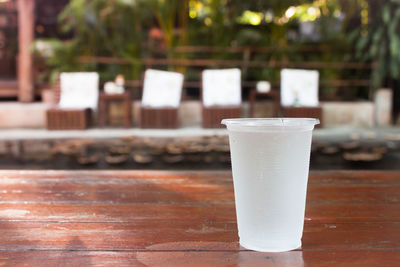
[249,89,281,117]
[98,92,132,128]
[0,170,398,266]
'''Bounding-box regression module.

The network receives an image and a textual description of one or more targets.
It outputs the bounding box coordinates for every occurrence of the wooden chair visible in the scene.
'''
[140,69,184,128]
[201,68,242,128]
[46,72,99,130]
[280,68,323,127]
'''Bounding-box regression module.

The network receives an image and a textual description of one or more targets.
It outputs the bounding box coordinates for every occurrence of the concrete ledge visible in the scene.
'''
[321,101,374,127]
[0,125,399,142]
[0,100,381,129]
[0,102,49,129]
[0,127,228,140]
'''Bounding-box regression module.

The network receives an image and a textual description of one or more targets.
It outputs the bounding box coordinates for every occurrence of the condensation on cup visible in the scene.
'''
[222,118,320,252]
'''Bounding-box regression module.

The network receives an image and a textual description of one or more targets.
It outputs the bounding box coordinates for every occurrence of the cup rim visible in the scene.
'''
[222,118,319,126]
[221,118,320,131]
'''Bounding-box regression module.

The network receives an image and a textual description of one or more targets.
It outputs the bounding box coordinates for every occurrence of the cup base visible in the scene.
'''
[240,239,301,252]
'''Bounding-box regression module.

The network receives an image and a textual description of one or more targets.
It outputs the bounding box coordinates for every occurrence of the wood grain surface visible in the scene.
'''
[0,170,398,266]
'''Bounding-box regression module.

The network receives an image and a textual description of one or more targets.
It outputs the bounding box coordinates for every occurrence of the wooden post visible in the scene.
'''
[242,47,251,78]
[17,0,35,102]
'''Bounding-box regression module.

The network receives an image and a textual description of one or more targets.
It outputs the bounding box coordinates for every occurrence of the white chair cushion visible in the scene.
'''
[141,69,184,108]
[280,69,319,107]
[202,68,242,107]
[59,72,99,110]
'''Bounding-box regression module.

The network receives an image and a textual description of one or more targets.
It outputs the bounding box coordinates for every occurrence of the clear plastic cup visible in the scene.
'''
[221,118,320,252]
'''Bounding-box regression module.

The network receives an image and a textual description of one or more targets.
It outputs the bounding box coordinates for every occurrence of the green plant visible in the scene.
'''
[351,0,400,88]
[32,39,80,83]
[147,0,189,52]
[57,0,150,79]
[59,0,148,56]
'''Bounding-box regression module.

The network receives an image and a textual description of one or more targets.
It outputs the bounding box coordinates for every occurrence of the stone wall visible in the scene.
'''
[0,129,399,170]
[0,135,231,169]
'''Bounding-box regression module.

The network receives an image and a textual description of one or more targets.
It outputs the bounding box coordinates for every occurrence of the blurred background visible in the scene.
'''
[0,0,399,170]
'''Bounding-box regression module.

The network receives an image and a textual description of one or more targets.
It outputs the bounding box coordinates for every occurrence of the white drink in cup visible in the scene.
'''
[221,118,319,252]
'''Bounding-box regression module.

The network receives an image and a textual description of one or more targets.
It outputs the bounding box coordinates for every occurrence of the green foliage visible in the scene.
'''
[32,39,80,83]
[58,0,148,58]
[230,0,312,17]
[35,0,362,101]
[36,0,151,81]
[147,0,188,50]
[38,0,194,79]
[187,0,235,47]
[351,0,400,88]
